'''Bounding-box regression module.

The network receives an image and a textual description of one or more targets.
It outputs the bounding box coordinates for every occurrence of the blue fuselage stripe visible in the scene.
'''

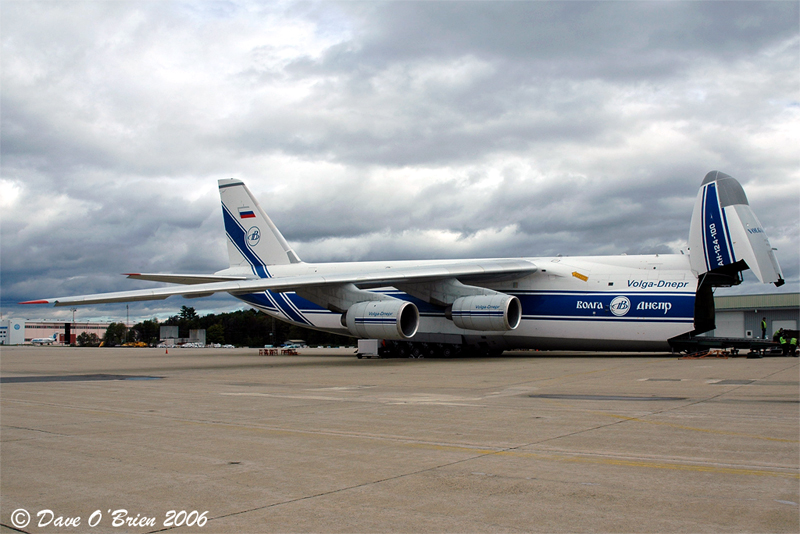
[235,288,695,329]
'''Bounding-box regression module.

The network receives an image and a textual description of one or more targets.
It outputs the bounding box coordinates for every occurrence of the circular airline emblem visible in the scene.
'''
[246,226,261,247]
[609,296,631,317]
[14,324,20,330]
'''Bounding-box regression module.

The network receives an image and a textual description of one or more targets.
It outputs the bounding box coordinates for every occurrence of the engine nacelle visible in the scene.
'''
[449,294,521,331]
[345,300,419,340]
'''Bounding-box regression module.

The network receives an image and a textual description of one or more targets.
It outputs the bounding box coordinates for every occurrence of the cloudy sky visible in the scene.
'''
[2,0,798,323]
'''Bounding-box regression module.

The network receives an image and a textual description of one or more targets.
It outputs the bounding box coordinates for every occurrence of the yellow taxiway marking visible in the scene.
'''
[537,397,798,444]
[599,412,799,443]
[405,442,800,479]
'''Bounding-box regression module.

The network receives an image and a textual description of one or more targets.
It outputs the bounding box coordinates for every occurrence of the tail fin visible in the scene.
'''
[218,179,302,277]
[688,171,783,286]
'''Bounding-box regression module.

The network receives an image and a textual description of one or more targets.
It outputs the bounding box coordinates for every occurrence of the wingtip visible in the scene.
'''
[19,300,50,305]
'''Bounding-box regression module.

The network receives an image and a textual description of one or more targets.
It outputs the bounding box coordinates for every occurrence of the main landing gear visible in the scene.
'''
[366,340,503,359]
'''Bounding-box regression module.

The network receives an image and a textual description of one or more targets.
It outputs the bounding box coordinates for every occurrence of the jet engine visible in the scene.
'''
[344,300,420,340]
[448,294,521,331]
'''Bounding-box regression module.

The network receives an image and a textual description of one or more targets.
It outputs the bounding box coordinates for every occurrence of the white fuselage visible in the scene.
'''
[235,253,697,351]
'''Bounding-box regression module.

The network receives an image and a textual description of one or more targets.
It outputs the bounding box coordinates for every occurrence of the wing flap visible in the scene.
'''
[124,273,250,284]
[22,260,537,307]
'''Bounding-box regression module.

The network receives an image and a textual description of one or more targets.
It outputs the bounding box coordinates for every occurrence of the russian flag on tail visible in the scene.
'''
[238,207,256,219]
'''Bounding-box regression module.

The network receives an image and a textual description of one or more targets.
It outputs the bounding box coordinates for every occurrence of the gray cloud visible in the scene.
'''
[1,1,797,322]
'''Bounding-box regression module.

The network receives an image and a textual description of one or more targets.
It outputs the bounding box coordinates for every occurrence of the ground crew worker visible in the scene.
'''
[761,318,767,339]
[791,337,798,357]
[774,328,783,343]
[779,334,788,356]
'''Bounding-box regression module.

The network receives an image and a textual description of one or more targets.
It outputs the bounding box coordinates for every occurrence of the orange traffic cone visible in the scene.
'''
[166,348,168,355]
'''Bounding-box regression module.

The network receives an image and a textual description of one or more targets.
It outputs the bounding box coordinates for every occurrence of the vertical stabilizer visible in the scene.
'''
[218,179,302,277]
[688,171,783,286]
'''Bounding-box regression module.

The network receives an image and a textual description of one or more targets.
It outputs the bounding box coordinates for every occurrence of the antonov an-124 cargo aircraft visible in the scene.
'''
[23,171,783,356]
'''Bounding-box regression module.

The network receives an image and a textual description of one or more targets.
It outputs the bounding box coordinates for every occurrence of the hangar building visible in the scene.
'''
[0,320,206,346]
[1,320,111,344]
[0,319,25,345]
[707,292,799,339]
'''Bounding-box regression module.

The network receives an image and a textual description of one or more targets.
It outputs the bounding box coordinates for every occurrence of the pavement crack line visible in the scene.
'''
[1,424,65,437]
[150,408,658,533]
[145,446,529,533]
[0,522,28,533]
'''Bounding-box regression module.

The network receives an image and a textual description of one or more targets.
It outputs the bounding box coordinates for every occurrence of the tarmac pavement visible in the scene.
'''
[1,346,798,533]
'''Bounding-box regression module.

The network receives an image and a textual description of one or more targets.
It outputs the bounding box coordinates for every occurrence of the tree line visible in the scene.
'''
[89,306,353,348]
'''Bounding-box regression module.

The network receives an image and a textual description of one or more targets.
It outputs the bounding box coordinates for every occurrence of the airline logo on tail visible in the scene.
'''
[246,227,261,247]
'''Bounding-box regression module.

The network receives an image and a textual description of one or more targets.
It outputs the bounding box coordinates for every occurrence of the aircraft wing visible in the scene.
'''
[21,259,537,307]
[123,273,250,284]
